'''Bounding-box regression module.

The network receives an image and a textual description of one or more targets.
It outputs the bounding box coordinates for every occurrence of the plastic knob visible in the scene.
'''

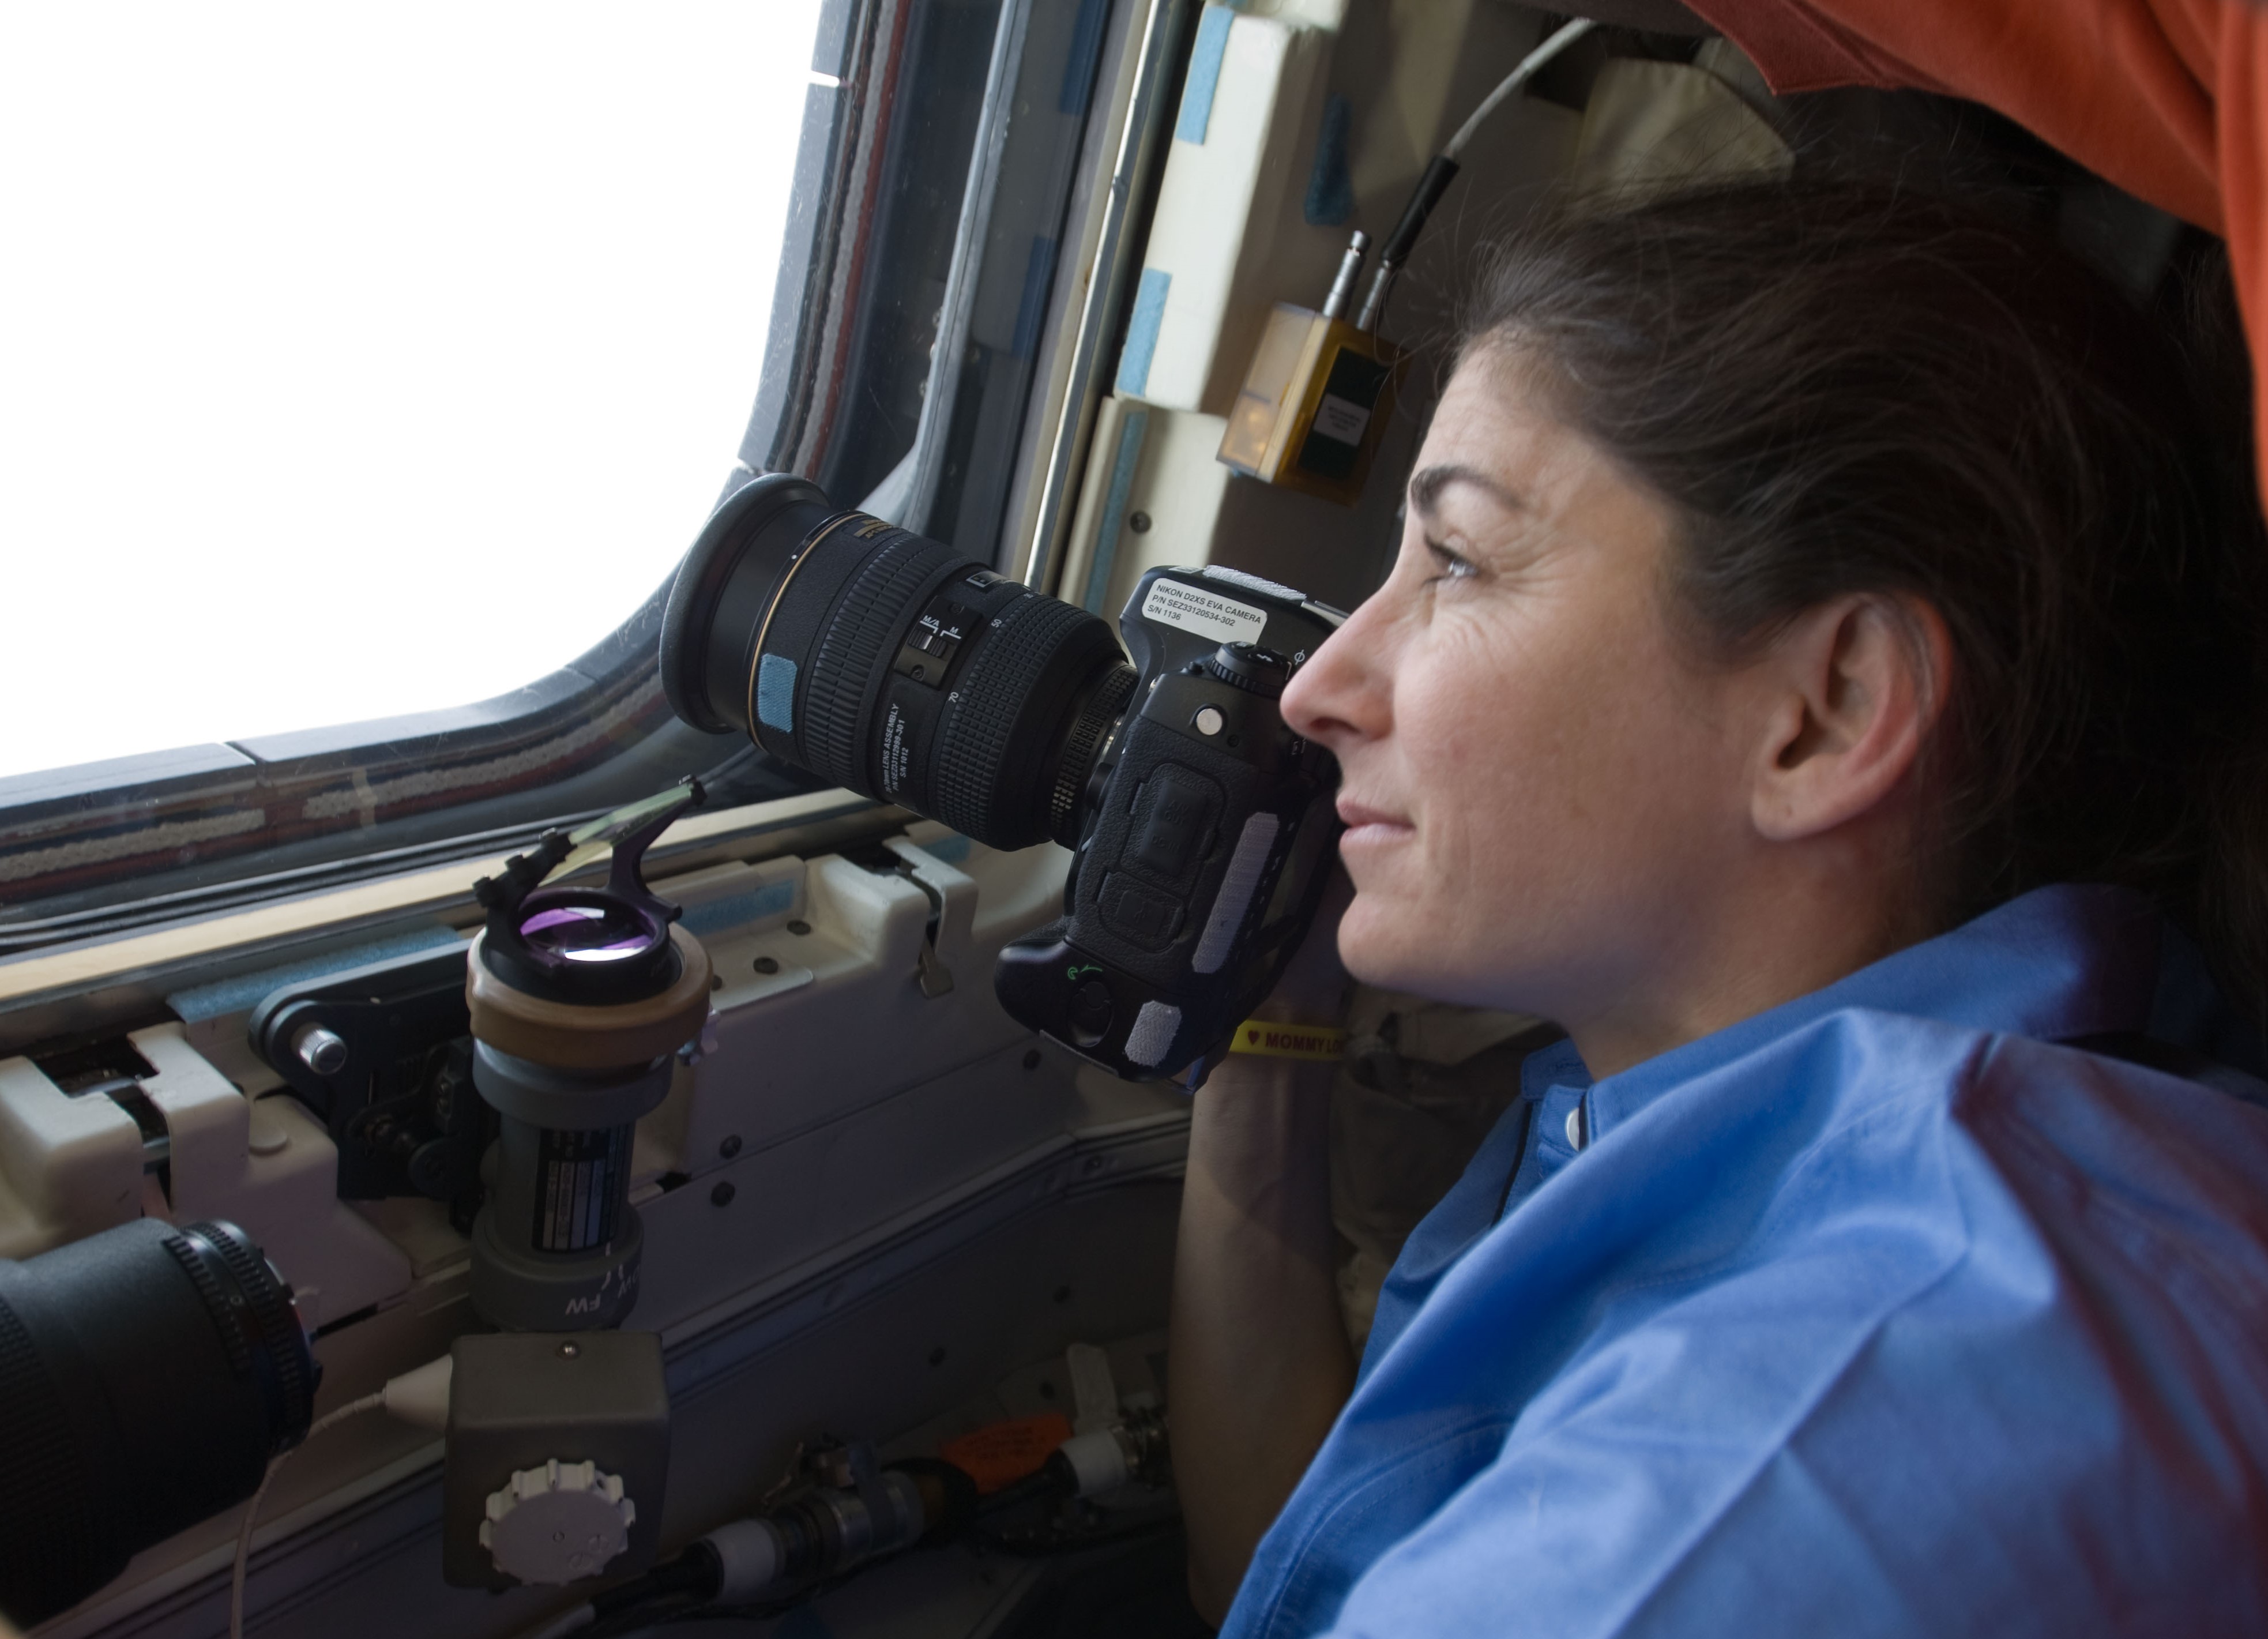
[478,1458,637,1585]
[1202,642,1292,698]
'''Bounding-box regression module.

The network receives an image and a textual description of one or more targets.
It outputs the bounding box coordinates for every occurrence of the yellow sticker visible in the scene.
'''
[1229,1021,1347,1061]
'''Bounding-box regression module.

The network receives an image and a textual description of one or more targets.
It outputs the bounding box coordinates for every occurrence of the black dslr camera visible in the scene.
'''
[660,474,1344,1082]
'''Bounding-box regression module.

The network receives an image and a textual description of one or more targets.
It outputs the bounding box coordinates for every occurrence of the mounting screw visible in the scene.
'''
[1022,1049,1041,1071]
[787,919,812,936]
[710,975,723,993]
[712,1180,736,1208]
[1053,1285,1072,1305]
[719,1134,742,1159]
[558,1341,580,1359]
[754,956,781,975]
[928,1347,947,1367]
[1128,510,1152,534]
[291,1023,348,1077]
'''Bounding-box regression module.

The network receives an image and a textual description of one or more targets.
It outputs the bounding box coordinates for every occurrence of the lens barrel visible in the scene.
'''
[661,475,1134,851]
[0,1218,318,1626]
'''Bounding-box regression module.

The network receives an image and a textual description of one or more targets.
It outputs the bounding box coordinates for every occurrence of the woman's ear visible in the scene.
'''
[1748,594,1950,842]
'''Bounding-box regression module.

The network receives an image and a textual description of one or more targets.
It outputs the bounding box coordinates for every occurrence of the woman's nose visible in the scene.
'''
[1282,603,1389,750]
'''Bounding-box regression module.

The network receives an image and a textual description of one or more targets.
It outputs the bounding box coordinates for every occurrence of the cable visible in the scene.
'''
[229,1392,385,1639]
[1353,17,1598,332]
[1442,17,1596,161]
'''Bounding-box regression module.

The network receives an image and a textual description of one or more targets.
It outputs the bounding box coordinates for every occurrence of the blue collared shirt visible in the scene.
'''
[1223,885,2268,1638]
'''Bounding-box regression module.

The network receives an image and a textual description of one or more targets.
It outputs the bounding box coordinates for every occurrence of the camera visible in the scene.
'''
[659,474,1345,1081]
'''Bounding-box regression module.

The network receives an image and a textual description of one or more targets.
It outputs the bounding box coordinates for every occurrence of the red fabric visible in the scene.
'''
[1683,0,2267,475]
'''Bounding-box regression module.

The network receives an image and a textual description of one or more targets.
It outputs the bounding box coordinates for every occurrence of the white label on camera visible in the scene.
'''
[1311,393,1370,444]
[1142,578,1266,646]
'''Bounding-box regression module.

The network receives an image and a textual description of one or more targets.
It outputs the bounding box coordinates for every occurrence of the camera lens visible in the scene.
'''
[520,903,661,963]
[661,475,1137,851]
[0,1218,318,1626]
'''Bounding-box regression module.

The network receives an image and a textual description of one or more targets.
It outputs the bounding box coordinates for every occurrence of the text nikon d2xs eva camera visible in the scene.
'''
[659,474,1344,1082]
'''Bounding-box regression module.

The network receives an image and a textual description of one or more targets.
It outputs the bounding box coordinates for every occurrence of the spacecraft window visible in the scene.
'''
[0,0,1094,942]
[0,2,824,781]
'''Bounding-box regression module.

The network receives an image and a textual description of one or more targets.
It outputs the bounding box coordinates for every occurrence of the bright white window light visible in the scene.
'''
[0,2,825,781]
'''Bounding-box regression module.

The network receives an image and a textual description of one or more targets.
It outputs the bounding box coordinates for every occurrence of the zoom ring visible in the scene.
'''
[935,595,1107,848]
[799,531,962,790]
[185,1221,315,1446]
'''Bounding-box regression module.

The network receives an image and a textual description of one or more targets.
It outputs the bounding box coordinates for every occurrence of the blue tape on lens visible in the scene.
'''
[1177,5,1234,145]
[757,653,798,733]
[1116,268,1171,399]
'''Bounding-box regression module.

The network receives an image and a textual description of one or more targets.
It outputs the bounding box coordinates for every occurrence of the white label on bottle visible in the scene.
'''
[1141,577,1267,645]
[1311,393,1371,443]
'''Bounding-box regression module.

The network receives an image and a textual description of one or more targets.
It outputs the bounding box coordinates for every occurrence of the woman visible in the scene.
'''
[1171,181,2268,1636]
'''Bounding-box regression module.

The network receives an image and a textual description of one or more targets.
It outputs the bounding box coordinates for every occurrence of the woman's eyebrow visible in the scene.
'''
[1408,463,1525,517]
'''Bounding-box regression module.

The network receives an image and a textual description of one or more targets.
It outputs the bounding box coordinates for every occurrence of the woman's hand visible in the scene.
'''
[1251,865,1356,1027]
[1171,866,1358,1624]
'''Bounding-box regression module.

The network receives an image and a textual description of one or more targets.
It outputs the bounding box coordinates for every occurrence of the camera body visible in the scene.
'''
[997,565,1342,1081]
[659,474,1346,1083]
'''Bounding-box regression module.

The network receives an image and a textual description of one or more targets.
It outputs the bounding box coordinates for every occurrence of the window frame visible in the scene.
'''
[0,0,1159,950]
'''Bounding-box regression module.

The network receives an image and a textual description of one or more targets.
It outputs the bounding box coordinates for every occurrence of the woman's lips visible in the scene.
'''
[1336,798,1413,848]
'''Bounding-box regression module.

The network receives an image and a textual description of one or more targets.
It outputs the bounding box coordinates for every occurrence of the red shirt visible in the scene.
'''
[1686,0,2266,468]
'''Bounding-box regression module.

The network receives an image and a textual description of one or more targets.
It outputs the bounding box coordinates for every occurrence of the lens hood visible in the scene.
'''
[660,472,833,734]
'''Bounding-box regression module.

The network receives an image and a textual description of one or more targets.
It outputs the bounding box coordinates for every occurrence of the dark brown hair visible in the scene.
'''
[1461,181,2268,1019]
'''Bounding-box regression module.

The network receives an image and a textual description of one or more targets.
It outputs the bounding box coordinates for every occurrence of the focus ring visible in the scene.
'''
[1048,664,1138,846]
[935,596,1114,848]
[0,1292,96,1619]
[184,1221,316,1445]
[799,532,964,790]
[161,1231,249,1374]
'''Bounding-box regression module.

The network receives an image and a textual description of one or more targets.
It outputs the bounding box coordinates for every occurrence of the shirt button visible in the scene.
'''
[1564,1102,1586,1150]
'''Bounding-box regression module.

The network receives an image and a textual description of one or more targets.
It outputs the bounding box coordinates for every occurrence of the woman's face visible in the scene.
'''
[1281,349,1760,1029]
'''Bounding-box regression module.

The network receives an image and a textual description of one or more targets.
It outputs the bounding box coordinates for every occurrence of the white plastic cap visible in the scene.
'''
[702,1516,785,1603]
[1056,1429,1130,1498]
[478,1460,636,1585]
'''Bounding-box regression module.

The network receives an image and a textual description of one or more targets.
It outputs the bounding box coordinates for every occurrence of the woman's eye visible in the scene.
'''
[1421,539,1479,584]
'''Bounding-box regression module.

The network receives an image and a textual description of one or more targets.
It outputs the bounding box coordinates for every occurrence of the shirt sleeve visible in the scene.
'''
[1673,0,2268,527]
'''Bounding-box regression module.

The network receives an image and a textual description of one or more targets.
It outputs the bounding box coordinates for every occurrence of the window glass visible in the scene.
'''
[0,2,823,780]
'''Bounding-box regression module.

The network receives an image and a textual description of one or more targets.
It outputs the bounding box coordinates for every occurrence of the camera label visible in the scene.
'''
[1142,578,1266,646]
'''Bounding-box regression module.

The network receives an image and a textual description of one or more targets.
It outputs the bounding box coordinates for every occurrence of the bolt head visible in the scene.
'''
[712,1180,737,1208]
[292,1023,349,1077]
[719,1134,743,1159]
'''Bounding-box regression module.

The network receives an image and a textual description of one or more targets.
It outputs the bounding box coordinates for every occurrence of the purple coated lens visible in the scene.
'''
[517,902,659,963]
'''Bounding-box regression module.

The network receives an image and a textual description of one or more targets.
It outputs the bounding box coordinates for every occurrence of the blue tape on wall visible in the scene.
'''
[1306,93,1354,226]
[1085,407,1150,612]
[167,925,465,1024]
[1059,0,1109,116]
[1115,268,1171,398]
[916,834,973,866]
[681,879,796,939]
[757,653,798,732]
[1176,6,1235,145]
[1011,236,1057,360]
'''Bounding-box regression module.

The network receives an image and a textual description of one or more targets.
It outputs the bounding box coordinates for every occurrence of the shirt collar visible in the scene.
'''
[1567,884,2162,1140]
